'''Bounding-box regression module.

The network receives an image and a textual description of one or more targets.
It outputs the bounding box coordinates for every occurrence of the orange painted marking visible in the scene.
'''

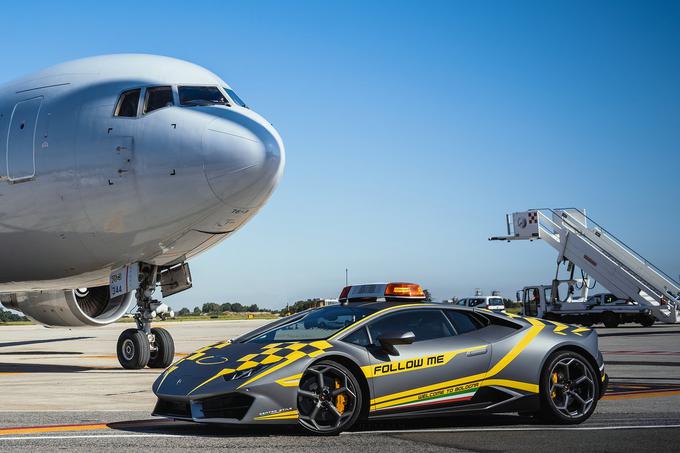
[603,389,680,400]
[0,367,121,374]
[0,419,175,436]
[80,354,188,360]
[0,422,110,436]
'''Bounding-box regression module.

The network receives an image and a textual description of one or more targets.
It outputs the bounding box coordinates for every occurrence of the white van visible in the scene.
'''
[456,296,506,311]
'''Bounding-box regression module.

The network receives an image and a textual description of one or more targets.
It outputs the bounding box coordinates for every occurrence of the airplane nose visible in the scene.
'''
[202,115,284,207]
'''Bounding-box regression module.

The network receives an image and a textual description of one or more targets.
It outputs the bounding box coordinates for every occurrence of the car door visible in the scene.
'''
[365,308,491,415]
[523,287,540,316]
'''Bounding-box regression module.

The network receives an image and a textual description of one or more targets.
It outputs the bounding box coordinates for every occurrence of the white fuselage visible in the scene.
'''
[0,54,285,292]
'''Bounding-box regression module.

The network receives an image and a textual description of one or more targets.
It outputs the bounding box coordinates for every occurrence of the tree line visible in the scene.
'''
[176,302,276,317]
[175,299,330,317]
[284,299,325,314]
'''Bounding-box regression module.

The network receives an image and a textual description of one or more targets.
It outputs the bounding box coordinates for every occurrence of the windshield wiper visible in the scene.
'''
[183,99,226,107]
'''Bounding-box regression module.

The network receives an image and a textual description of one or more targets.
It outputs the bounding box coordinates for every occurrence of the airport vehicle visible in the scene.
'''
[491,209,679,325]
[153,282,607,435]
[588,293,635,306]
[518,285,655,327]
[456,296,506,311]
[0,54,285,369]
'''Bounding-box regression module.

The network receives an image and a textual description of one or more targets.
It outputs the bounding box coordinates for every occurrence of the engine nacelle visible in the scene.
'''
[0,286,133,327]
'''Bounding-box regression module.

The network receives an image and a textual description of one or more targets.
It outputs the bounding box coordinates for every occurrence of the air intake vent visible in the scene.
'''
[199,393,254,420]
[153,398,191,418]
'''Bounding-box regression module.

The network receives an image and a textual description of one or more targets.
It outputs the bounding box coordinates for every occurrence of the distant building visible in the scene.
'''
[310,299,339,308]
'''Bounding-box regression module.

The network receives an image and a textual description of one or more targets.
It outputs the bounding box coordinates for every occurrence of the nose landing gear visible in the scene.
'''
[116,265,175,369]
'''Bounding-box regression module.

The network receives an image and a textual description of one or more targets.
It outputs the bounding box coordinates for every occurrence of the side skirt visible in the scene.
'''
[367,394,540,420]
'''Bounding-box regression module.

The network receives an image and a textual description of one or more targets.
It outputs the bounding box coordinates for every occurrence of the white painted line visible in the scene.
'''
[2,423,680,441]
[0,410,151,412]
[344,423,680,435]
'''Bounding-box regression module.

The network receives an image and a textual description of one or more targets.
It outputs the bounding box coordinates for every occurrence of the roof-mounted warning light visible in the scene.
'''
[385,283,425,298]
[338,282,426,304]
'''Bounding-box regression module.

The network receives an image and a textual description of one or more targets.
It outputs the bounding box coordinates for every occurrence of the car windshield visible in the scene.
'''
[178,86,229,106]
[245,306,373,343]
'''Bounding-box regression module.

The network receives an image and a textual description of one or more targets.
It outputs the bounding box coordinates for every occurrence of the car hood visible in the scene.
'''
[152,339,333,397]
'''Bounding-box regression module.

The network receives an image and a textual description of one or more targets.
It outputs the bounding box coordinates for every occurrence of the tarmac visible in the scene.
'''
[0,320,679,452]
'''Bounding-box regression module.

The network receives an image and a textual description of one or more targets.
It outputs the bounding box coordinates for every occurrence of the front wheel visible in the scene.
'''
[117,329,150,369]
[538,351,598,424]
[297,360,362,435]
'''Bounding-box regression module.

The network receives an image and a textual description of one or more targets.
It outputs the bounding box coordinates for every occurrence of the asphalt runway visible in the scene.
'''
[0,320,679,452]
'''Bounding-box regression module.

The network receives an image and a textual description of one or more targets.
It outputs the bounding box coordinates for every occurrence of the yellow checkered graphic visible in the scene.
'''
[182,340,333,394]
[235,341,332,371]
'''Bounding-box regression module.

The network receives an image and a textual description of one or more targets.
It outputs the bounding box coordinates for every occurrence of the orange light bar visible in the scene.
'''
[385,283,425,298]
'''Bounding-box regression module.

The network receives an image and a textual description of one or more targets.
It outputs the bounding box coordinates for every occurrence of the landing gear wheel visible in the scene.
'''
[602,312,619,328]
[297,360,362,435]
[116,264,170,370]
[148,327,175,368]
[538,351,598,424]
[117,328,150,370]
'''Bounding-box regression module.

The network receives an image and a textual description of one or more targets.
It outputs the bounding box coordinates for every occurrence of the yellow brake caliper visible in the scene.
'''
[334,379,347,414]
[551,372,558,399]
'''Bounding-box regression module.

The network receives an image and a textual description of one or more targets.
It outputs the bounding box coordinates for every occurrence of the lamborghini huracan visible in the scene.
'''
[152,282,608,434]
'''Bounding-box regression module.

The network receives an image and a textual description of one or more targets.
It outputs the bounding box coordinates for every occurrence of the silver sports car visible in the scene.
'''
[152,282,608,435]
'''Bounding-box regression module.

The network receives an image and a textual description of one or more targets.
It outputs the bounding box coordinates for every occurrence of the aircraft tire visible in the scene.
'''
[148,327,175,368]
[117,328,151,369]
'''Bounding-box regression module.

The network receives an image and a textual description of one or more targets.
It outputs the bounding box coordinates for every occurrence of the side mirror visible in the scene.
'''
[377,331,415,355]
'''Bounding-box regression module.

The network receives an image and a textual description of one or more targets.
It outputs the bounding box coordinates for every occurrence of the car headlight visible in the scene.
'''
[226,364,271,381]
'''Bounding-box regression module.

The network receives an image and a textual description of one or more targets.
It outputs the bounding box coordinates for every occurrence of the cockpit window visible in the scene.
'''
[224,87,247,108]
[178,86,229,107]
[114,89,141,117]
[143,86,173,114]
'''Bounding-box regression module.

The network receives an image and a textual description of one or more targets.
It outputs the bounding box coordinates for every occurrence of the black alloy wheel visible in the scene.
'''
[297,360,362,435]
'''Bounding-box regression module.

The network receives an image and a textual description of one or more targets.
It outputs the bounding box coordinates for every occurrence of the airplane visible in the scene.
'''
[0,54,285,369]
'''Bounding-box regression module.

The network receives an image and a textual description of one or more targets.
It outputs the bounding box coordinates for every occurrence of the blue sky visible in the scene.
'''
[1,1,678,310]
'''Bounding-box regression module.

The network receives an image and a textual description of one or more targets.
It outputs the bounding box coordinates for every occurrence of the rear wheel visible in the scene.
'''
[579,316,594,327]
[117,329,150,370]
[602,312,619,328]
[148,327,175,368]
[639,315,655,327]
[297,360,362,435]
[538,351,598,424]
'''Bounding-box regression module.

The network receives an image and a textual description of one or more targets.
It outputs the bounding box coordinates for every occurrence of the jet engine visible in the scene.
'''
[0,286,133,327]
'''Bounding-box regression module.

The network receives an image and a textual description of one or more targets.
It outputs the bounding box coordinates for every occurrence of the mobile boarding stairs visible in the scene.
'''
[490,208,679,324]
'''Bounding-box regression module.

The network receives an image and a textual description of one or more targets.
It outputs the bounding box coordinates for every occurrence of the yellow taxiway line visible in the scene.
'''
[0,423,110,436]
